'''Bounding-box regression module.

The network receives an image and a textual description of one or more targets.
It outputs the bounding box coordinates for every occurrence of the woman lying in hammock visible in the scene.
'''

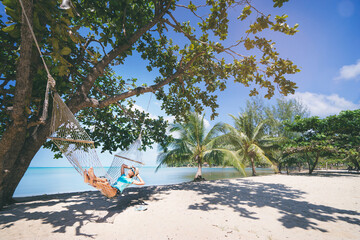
[84,164,145,198]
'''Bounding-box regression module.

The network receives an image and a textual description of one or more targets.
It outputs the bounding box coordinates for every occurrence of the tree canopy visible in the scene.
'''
[284,110,360,173]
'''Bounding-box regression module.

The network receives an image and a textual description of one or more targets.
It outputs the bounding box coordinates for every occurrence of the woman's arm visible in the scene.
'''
[121,163,130,175]
[132,174,145,185]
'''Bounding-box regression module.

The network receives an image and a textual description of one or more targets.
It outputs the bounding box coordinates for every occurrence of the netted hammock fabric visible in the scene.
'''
[49,92,144,196]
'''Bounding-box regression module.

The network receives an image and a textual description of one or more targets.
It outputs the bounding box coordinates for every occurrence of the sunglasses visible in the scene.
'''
[130,167,136,177]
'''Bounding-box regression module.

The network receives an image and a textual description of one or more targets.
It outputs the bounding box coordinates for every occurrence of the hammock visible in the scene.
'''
[49,92,145,197]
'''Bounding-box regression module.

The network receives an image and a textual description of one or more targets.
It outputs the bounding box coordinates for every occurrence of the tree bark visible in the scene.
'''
[194,158,205,181]
[0,122,51,208]
[309,152,319,174]
[250,157,257,176]
[195,162,202,177]
[351,158,360,171]
[305,153,312,174]
[298,162,302,172]
[278,163,282,174]
[0,0,34,209]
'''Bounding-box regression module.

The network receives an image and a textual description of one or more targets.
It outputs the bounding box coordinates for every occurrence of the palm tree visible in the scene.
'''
[222,113,275,176]
[157,112,245,181]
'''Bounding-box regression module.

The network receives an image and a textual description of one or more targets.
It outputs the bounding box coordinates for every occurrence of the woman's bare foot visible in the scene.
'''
[84,169,90,184]
[88,167,96,178]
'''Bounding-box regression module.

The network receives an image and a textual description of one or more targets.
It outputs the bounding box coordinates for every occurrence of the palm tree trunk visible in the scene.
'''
[195,162,202,178]
[194,158,205,181]
[250,157,256,176]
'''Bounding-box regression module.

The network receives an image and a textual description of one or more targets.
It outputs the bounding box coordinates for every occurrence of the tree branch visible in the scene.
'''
[89,51,204,109]
[76,1,172,100]
[164,14,247,58]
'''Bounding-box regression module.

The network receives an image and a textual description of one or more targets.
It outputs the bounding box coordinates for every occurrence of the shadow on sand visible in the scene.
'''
[0,175,359,238]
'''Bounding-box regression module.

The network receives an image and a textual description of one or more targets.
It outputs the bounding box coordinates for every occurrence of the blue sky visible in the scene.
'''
[1,0,359,167]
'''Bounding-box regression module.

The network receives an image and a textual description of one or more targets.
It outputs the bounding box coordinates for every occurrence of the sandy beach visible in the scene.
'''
[0,173,359,240]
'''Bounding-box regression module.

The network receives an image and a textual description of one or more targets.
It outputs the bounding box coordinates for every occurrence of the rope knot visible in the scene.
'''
[48,74,56,89]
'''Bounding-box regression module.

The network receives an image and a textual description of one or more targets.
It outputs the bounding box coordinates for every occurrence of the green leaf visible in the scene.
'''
[52,38,59,52]
[60,47,71,55]
[2,24,15,33]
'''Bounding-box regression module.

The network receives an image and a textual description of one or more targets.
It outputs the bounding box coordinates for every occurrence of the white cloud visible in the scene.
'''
[203,118,211,129]
[164,115,175,123]
[169,129,181,139]
[288,92,359,117]
[335,59,360,81]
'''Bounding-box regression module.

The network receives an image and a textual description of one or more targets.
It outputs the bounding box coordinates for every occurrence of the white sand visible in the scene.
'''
[0,173,359,240]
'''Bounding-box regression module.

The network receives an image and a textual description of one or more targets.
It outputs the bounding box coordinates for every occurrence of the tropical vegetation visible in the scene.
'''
[158,99,359,180]
[221,113,274,176]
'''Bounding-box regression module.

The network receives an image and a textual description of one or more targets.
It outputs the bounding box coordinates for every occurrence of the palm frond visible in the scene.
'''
[251,119,268,141]
[206,148,246,176]
[203,122,224,145]
[156,149,192,172]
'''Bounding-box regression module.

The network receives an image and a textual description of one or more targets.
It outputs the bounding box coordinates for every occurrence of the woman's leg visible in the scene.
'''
[97,182,118,198]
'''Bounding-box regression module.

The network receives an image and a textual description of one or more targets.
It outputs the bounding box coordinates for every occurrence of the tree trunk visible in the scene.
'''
[305,153,312,174]
[0,123,51,209]
[351,158,360,171]
[250,157,256,176]
[278,163,282,174]
[0,0,34,209]
[194,158,205,181]
[309,153,319,174]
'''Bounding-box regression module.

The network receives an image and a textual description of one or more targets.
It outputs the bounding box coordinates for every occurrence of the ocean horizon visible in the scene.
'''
[14,166,274,197]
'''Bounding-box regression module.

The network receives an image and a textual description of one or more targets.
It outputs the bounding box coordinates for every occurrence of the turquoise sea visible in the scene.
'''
[14,167,274,197]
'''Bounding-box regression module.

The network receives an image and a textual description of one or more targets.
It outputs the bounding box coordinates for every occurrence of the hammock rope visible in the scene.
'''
[18,0,150,197]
